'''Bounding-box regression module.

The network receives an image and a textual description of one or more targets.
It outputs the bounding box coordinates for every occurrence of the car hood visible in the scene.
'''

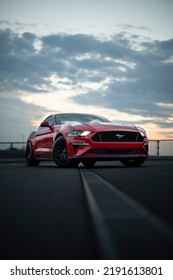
[66,122,139,132]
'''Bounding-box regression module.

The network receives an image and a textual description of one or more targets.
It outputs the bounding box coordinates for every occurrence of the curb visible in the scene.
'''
[147,156,173,160]
[0,158,26,164]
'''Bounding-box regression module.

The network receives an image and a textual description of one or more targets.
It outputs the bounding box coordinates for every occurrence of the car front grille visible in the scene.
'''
[91,131,143,142]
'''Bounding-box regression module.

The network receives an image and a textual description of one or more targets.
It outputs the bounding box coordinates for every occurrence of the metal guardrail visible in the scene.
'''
[149,140,173,156]
[0,140,173,158]
[0,142,26,149]
[0,142,26,158]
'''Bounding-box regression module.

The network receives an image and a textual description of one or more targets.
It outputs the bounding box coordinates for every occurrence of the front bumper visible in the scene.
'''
[67,135,149,159]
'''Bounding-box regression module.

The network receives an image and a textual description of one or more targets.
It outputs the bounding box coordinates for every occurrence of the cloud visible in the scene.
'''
[118,23,152,32]
[0,27,173,139]
[0,95,49,141]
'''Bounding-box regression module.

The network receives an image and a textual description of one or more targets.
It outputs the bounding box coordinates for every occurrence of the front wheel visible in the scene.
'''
[120,158,146,167]
[25,142,39,167]
[53,136,79,167]
[82,160,96,168]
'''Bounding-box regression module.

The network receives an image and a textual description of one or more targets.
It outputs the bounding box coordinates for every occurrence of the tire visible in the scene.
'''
[82,160,96,168]
[53,136,79,167]
[120,158,146,167]
[25,142,39,167]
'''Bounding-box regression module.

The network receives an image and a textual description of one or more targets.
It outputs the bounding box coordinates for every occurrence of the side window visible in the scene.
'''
[44,115,54,127]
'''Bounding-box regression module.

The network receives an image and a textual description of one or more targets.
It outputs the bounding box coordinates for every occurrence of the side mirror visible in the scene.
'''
[40,121,50,127]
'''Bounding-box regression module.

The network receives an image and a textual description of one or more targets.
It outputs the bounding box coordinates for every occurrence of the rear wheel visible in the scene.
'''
[25,142,39,167]
[120,158,146,167]
[53,136,79,167]
[82,160,96,168]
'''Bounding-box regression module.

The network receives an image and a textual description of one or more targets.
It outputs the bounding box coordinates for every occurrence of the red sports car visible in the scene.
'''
[26,113,149,167]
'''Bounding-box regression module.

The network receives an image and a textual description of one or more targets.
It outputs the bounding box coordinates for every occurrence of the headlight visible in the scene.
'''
[68,130,91,137]
[136,126,147,138]
[140,131,147,138]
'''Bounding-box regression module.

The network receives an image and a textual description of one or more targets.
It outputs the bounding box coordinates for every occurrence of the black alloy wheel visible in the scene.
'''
[25,142,39,167]
[120,158,146,167]
[53,136,79,167]
[82,160,96,168]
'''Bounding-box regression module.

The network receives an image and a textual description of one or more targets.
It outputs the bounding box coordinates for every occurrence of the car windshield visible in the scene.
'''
[55,113,110,125]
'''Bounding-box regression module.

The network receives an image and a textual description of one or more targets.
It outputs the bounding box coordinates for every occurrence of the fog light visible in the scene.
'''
[72,142,90,146]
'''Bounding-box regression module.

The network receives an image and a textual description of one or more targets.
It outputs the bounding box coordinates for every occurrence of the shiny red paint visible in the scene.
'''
[26,113,149,167]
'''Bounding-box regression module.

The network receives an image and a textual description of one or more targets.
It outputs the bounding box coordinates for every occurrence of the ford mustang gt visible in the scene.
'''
[26,113,149,167]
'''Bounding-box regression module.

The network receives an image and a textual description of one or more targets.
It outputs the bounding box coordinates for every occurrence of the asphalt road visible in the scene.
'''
[0,158,173,260]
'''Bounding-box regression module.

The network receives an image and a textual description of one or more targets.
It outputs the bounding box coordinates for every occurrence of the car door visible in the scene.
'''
[35,115,55,158]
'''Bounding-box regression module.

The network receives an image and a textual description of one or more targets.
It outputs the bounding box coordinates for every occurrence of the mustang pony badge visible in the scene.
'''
[115,134,125,140]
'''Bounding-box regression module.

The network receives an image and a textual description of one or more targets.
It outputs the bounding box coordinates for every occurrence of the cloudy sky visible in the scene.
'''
[0,0,173,141]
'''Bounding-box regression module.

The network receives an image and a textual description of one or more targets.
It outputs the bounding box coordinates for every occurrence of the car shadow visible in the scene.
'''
[27,161,149,169]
